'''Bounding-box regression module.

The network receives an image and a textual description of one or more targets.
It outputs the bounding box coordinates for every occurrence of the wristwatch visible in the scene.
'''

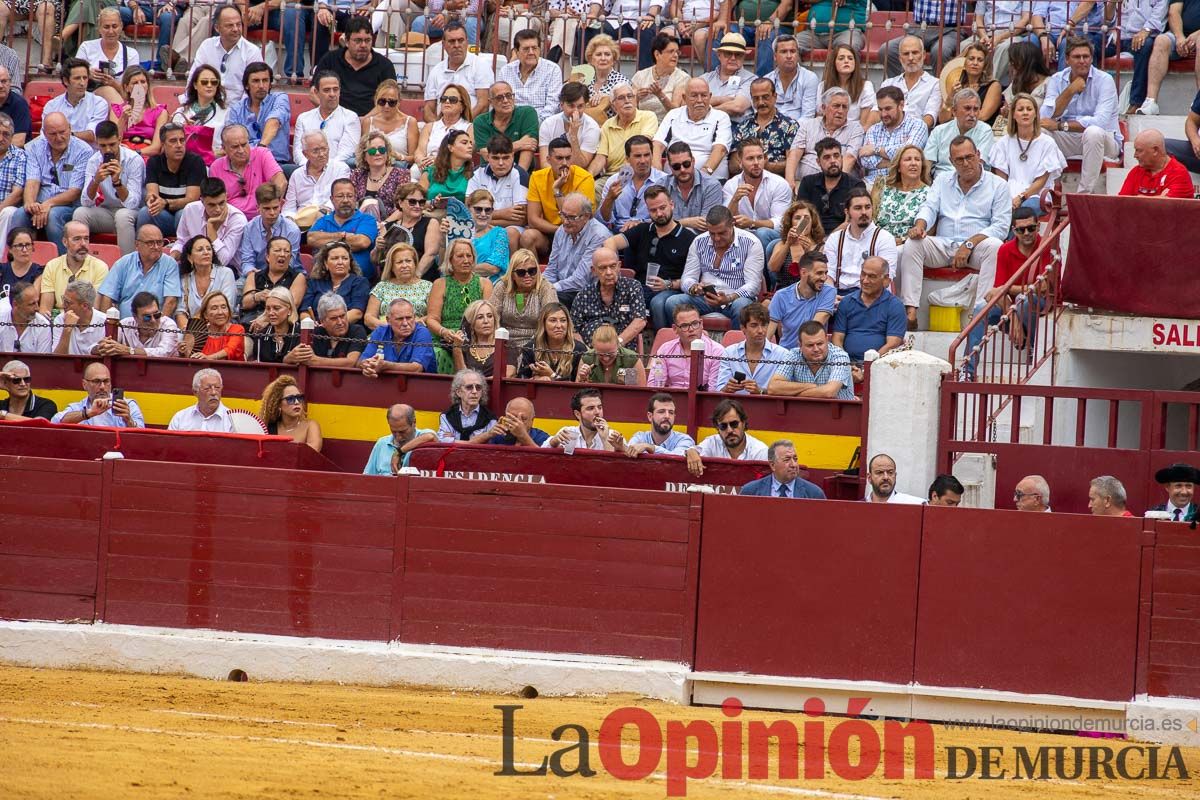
[964,240,976,251]
[1059,121,1068,132]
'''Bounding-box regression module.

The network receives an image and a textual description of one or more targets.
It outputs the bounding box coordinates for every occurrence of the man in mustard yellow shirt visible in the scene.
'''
[520,135,595,259]
[38,220,109,315]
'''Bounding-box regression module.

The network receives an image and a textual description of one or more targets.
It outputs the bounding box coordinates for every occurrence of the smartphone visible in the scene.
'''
[103,152,117,163]
[701,284,718,295]
[111,388,125,402]
[733,371,746,383]
[794,216,811,236]
[433,196,449,210]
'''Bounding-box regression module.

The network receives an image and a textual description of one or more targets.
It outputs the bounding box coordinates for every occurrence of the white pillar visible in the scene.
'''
[866,349,952,499]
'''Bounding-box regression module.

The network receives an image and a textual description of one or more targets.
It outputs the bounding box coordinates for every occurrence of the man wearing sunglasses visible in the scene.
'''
[100,291,182,358]
[292,72,360,168]
[473,83,539,172]
[424,21,495,124]
[684,398,768,477]
[50,279,106,356]
[0,359,57,421]
[659,142,723,233]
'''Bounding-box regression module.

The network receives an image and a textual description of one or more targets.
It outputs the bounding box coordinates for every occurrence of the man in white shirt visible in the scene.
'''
[1039,36,1122,195]
[45,58,109,145]
[1014,474,1052,512]
[0,280,52,353]
[292,72,359,167]
[283,131,350,228]
[185,5,262,107]
[168,367,235,433]
[723,139,792,260]
[653,78,733,179]
[99,291,182,358]
[618,393,697,457]
[51,279,106,356]
[541,387,618,452]
[685,398,769,476]
[71,120,144,254]
[880,36,943,129]
[823,187,899,293]
[538,81,601,169]
[865,453,925,504]
[423,21,494,122]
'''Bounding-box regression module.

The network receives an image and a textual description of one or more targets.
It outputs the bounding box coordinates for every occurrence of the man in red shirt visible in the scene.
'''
[1118,130,1195,198]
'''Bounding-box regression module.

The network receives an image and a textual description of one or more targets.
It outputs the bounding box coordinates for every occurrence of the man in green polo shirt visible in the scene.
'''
[474,80,539,172]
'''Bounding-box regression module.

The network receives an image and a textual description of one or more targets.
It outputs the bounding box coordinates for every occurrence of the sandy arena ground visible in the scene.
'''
[0,664,1197,799]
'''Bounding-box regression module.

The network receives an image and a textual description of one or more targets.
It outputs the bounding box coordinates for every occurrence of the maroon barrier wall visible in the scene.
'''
[914,508,1144,701]
[693,495,922,684]
[0,456,102,623]
[1149,521,1200,699]
[970,443,1151,516]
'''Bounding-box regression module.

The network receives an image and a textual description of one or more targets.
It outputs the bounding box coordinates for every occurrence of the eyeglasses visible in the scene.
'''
[675,320,701,331]
[561,213,586,222]
[1014,491,1042,500]
[512,267,538,277]
[376,97,398,107]
[140,311,162,321]
[365,146,388,156]
[717,419,742,431]
[462,384,484,392]
[283,393,306,404]
[472,206,494,215]
[439,95,461,104]
[1014,225,1038,234]
[6,375,30,384]
[669,160,693,171]
[405,198,424,206]
[492,92,514,102]
[138,239,165,247]
[10,242,32,250]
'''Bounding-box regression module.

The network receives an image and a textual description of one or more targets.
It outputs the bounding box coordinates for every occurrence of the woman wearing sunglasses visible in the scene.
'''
[465,189,508,280]
[171,64,227,165]
[419,129,474,204]
[360,80,418,167]
[425,238,493,373]
[350,132,410,224]
[436,368,497,443]
[487,248,557,356]
[376,184,442,282]
[259,375,323,451]
[414,84,473,170]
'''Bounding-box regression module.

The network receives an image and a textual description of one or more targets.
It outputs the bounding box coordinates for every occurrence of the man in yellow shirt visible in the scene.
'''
[520,135,595,259]
[38,220,110,315]
[589,84,660,192]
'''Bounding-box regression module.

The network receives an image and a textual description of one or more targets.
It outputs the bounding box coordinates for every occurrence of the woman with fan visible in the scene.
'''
[175,234,237,334]
[425,238,493,374]
[419,130,474,204]
[180,290,246,360]
[260,375,323,450]
[254,287,301,363]
[109,67,168,156]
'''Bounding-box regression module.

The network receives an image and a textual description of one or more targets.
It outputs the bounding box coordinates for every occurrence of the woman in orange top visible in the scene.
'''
[181,290,246,361]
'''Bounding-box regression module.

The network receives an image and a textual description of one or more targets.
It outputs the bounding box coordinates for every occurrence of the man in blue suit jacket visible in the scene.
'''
[740,440,826,499]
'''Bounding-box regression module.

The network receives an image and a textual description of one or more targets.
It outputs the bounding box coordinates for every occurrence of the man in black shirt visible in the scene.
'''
[794,137,863,234]
[138,123,207,240]
[0,360,58,421]
[312,17,398,116]
[603,184,697,330]
[0,66,30,145]
[285,291,367,368]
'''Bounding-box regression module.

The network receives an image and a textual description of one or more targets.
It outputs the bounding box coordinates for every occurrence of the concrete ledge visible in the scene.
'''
[0,621,691,703]
[1127,695,1200,748]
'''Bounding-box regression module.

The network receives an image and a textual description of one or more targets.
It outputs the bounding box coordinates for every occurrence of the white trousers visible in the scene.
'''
[898,235,1002,310]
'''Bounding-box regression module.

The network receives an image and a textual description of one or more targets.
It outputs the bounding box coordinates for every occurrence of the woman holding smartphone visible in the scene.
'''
[76,7,140,104]
[768,201,826,289]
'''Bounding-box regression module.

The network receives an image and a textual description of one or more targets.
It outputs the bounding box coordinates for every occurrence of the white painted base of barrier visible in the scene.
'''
[0,620,691,703]
[690,672,1200,748]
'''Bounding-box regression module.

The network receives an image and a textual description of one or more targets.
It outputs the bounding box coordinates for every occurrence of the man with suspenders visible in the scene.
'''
[822,187,898,295]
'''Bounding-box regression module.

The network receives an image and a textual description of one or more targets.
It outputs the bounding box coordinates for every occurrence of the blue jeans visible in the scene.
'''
[119,3,178,65]
[412,14,480,45]
[1105,35,1157,107]
[12,205,76,254]
[645,286,683,330]
[963,293,1047,379]
[664,292,754,328]
[251,7,310,77]
[136,206,184,238]
[707,23,785,75]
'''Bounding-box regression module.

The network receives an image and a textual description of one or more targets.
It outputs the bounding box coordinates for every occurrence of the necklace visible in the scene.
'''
[1017,134,1033,162]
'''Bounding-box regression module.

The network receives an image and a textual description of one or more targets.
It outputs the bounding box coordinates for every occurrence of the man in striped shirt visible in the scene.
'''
[666,206,764,329]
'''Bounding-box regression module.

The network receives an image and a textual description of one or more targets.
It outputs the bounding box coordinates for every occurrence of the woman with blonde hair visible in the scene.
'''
[350,132,410,223]
[180,290,245,360]
[871,144,933,245]
[256,286,301,363]
[582,34,631,119]
[577,324,644,385]
[366,242,433,329]
[414,84,473,169]
[768,201,826,289]
[426,238,494,373]
[819,44,877,127]
[360,79,419,164]
[989,93,1065,214]
[514,301,585,381]
[488,248,558,354]
[260,375,323,450]
[453,300,500,376]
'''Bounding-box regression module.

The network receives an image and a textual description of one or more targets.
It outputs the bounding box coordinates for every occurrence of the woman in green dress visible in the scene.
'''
[424,238,493,373]
[870,144,932,247]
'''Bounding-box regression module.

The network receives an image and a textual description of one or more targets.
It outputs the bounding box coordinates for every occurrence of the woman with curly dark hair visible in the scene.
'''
[767,201,827,289]
[260,374,323,450]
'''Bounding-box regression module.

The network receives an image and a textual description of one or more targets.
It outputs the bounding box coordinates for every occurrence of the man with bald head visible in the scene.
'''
[571,246,649,346]
[363,403,437,476]
[1119,129,1194,198]
[98,224,181,319]
[13,111,92,253]
[653,77,734,179]
[51,361,145,428]
[487,397,551,447]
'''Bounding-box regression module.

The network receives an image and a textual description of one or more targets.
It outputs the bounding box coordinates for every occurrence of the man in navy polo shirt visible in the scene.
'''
[831,256,906,362]
[358,298,437,375]
[488,397,551,447]
[0,67,30,145]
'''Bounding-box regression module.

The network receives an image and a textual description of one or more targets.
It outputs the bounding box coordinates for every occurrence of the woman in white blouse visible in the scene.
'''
[77,7,142,104]
[988,93,1066,215]
[817,45,877,128]
[414,84,474,169]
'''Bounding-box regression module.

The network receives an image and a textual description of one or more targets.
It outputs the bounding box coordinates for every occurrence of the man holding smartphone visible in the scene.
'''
[667,206,764,329]
[51,362,145,428]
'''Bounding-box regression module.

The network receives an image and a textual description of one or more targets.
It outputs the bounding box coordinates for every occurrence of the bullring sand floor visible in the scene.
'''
[0,665,1196,798]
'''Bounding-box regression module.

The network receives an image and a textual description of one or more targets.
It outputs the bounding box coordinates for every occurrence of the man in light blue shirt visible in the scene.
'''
[715,302,791,394]
[923,88,995,176]
[1040,36,1122,195]
[226,62,294,169]
[43,59,108,146]
[363,403,437,475]
[621,393,697,457]
[11,112,91,252]
[51,362,146,428]
[766,321,857,401]
[543,192,611,308]
[238,183,302,276]
[97,225,182,318]
[897,136,1009,326]
[597,136,667,233]
[768,252,837,347]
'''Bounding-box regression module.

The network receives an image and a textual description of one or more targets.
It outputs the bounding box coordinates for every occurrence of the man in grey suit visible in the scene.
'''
[739,440,826,499]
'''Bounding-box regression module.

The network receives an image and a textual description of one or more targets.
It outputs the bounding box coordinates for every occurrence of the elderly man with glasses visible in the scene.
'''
[168,367,235,432]
[1014,475,1052,512]
[98,224,181,319]
[474,82,540,172]
[0,359,58,420]
[51,361,145,427]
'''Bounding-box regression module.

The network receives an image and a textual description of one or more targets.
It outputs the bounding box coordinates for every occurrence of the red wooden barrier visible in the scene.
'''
[0,455,102,622]
[915,507,1143,701]
[1148,521,1200,698]
[693,496,922,683]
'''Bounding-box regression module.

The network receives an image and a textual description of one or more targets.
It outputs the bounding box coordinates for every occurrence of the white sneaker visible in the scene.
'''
[1137,99,1160,115]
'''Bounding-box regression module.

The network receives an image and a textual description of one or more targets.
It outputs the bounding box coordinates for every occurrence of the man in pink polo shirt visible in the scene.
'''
[647,303,725,390]
[208,123,287,220]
